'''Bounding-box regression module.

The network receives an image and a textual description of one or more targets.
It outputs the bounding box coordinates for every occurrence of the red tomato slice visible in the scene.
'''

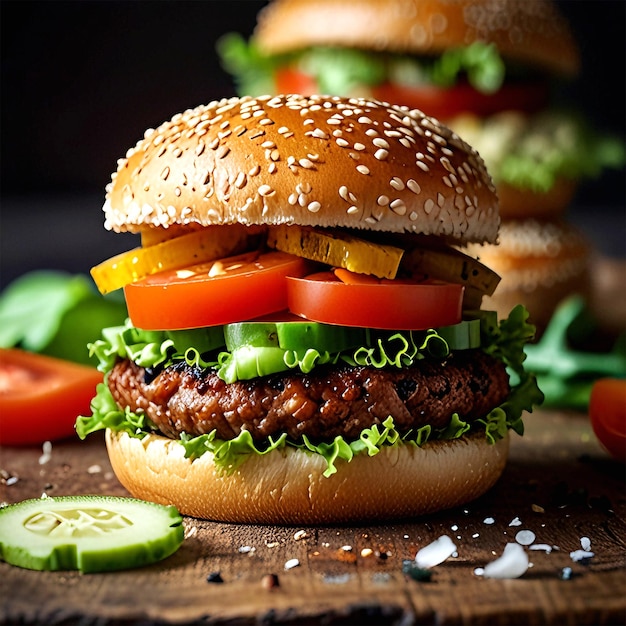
[275,67,319,96]
[124,251,312,330]
[274,67,548,118]
[372,81,549,119]
[589,378,626,463]
[287,271,463,330]
[0,349,103,446]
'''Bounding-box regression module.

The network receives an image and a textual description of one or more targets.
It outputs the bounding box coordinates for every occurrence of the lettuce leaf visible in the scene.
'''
[77,307,543,477]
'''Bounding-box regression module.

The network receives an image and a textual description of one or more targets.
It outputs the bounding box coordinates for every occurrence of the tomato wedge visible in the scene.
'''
[124,250,312,330]
[0,349,103,446]
[287,270,463,330]
[589,378,626,463]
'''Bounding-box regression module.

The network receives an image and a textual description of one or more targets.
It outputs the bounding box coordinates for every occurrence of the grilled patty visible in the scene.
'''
[107,350,510,442]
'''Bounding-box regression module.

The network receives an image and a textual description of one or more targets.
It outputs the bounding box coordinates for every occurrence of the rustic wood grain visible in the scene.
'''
[1,409,625,625]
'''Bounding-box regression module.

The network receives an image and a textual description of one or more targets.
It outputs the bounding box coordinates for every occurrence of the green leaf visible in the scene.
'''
[0,271,127,365]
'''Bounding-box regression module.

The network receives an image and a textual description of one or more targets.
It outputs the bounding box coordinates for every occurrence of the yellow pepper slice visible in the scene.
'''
[91,225,255,294]
[266,225,404,279]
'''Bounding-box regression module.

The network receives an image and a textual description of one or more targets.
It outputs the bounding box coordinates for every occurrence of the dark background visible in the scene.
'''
[1,0,624,288]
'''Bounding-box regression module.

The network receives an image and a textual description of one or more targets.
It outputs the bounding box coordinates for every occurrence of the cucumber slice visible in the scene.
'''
[435,319,482,350]
[0,495,184,573]
[224,321,368,353]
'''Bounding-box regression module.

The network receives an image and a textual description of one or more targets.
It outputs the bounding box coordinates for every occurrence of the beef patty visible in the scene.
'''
[107,351,509,442]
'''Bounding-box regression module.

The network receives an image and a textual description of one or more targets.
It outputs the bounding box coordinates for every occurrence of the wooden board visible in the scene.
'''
[1,409,625,625]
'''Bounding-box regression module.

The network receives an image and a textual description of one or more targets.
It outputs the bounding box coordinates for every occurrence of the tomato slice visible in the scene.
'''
[274,67,548,119]
[372,81,549,119]
[589,378,626,463]
[275,67,319,96]
[124,250,312,330]
[287,270,463,330]
[0,349,103,446]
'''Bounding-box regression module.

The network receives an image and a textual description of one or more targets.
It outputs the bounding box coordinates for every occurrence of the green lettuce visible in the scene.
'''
[217,35,504,97]
[76,307,543,477]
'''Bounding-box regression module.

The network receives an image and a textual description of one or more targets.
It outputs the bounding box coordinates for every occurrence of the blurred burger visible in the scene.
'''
[77,94,542,524]
[219,0,624,335]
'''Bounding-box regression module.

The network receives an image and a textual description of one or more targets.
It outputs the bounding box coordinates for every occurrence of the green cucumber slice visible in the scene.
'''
[224,320,368,352]
[435,319,482,350]
[0,495,184,573]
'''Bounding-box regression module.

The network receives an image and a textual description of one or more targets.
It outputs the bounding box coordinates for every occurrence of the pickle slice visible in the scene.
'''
[0,495,184,573]
[401,246,500,297]
[267,225,404,279]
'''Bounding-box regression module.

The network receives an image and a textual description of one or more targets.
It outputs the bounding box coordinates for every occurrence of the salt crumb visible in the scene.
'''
[580,537,591,551]
[570,549,594,563]
[515,530,536,546]
[509,517,522,527]
[451,524,458,531]
[529,544,553,553]
[480,543,529,579]
[415,535,457,569]
[284,558,300,570]
[483,517,495,525]
[38,441,52,465]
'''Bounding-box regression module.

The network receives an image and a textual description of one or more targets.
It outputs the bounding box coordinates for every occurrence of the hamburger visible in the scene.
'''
[218,0,624,335]
[77,94,543,524]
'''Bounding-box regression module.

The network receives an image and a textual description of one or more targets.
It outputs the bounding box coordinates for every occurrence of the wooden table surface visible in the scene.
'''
[1,408,625,626]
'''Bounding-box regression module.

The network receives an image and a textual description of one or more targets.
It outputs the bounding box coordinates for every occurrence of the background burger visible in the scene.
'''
[218,0,624,336]
[77,94,543,524]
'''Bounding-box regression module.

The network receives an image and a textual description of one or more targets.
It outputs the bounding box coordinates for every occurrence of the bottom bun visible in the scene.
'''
[105,429,509,524]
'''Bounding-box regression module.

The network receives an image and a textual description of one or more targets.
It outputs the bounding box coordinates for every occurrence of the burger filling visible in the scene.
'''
[218,36,624,193]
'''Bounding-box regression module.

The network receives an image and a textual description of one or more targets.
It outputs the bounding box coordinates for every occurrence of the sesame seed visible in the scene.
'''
[216,145,230,159]
[373,137,390,149]
[353,142,365,151]
[308,201,321,212]
[390,177,405,191]
[424,199,435,214]
[390,199,406,215]
[288,193,298,205]
[374,149,389,160]
[377,195,390,206]
[339,186,350,201]
[336,138,350,147]
[299,158,315,169]
[258,184,274,197]
[407,179,421,194]
[160,166,170,180]
[347,206,359,214]
[234,172,247,189]
[356,165,370,175]
[416,161,430,172]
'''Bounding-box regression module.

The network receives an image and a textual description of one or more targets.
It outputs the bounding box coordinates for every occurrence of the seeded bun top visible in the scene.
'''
[105,94,499,244]
[254,0,580,78]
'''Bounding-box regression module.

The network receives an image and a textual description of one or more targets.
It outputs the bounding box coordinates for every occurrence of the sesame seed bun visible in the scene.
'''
[104,94,499,245]
[467,218,592,335]
[105,428,510,524]
[254,0,580,78]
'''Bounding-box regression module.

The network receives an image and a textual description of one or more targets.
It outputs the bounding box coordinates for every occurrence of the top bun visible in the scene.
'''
[254,0,580,78]
[104,94,499,244]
